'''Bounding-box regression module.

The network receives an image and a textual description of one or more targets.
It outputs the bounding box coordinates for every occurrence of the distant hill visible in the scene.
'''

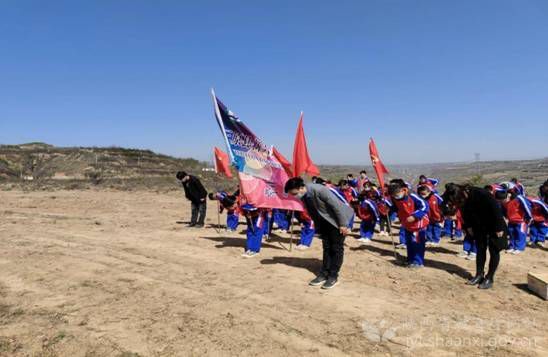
[0,143,221,190]
[318,158,548,194]
[1,143,546,193]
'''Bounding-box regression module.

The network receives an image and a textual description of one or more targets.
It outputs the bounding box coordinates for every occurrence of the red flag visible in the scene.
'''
[213,147,232,178]
[272,147,293,177]
[369,138,389,189]
[292,113,320,177]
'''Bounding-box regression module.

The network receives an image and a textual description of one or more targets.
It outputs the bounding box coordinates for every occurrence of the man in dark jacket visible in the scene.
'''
[442,183,507,289]
[285,177,355,289]
[176,171,208,227]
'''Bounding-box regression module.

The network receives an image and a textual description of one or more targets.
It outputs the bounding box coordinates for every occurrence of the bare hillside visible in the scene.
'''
[1,143,546,194]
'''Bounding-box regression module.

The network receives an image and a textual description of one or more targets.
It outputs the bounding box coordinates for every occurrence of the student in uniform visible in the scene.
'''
[498,183,532,255]
[391,182,411,249]
[240,204,267,258]
[484,184,503,196]
[442,200,476,259]
[263,208,274,240]
[358,170,370,191]
[208,192,240,231]
[442,210,463,241]
[356,189,380,244]
[272,209,290,232]
[510,178,526,196]
[338,179,359,204]
[366,183,391,237]
[417,175,440,192]
[417,185,444,246]
[346,174,359,189]
[459,232,478,260]
[388,179,430,268]
[529,196,547,247]
[295,209,316,250]
[377,195,393,237]
[383,183,398,232]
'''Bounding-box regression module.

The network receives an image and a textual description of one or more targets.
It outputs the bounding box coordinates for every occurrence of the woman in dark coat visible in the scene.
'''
[442,183,508,289]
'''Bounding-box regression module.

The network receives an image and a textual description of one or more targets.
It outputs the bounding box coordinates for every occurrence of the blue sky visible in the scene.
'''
[1,1,547,165]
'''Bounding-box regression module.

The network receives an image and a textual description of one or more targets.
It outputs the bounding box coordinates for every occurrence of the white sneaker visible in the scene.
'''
[296,244,309,250]
[511,250,522,255]
[357,237,367,242]
[457,251,469,258]
[466,253,477,261]
[396,244,406,249]
[242,250,258,258]
[361,239,371,245]
[505,249,515,254]
[535,241,545,247]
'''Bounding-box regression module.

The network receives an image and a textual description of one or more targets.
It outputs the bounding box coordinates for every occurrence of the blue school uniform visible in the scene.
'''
[226,213,239,231]
[299,220,315,246]
[272,209,290,231]
[442,218,463,239]
[463,234,477,254]
[242,204,266,253]
[358,199,379,239]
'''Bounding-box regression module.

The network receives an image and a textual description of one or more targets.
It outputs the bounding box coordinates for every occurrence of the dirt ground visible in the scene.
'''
[0,189,547,356]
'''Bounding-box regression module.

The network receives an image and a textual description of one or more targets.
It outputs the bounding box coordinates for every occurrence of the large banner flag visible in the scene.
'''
[213,147,232,178]
[369,137,390,190]
[292,112,320,177]
[212,90,303,211]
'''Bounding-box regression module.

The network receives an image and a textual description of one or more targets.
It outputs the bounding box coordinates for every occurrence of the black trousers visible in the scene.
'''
[475,235,500,280]
[379,215,391,233]
[319,223,346,279]
[190,201,206,225]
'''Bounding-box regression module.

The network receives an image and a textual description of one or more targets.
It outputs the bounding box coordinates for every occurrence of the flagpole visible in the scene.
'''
[369,137,400,262]
[217,200,222,233]
[386,214,399,260]
[264,211,271,242]
[289,211,294,251]
[211,89,234,163]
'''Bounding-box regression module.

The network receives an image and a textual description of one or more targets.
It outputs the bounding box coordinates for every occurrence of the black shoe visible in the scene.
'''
[309,275,328,286]
[187,223,196,228]
[195,224,204,228]
[321,277,339,289]
[466,275,484,285]
[478,278,493,289]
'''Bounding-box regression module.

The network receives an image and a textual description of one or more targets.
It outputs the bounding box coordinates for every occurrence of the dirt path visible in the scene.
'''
[0,190,546,356]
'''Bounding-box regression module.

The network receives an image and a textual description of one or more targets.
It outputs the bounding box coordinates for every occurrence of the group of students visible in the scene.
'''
[208,187,316,257]
[302,173,457,268]
[206,172,547,265]
[485,179,548,253]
